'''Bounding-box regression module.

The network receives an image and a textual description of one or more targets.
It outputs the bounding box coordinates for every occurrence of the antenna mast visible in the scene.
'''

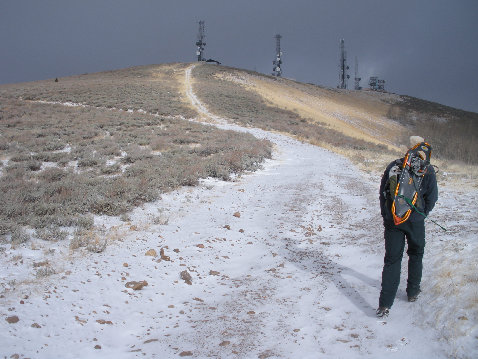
[272,34,282,77]
[354,56,362,90]
[338,39,349,89]
[196,20,206,61]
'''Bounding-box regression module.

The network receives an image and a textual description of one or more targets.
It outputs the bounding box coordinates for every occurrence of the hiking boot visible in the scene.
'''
[408,290,421,302]
[376,306,390,318]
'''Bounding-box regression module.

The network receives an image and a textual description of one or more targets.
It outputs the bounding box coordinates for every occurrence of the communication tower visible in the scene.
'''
[196,20,206,61]
[272,34,282,77]
[354,56,362,90]
[338,39,350,89]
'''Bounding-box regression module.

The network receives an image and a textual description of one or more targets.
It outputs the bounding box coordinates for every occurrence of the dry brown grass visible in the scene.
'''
[192,64,391,154]
[387,95,478,164]
[0,66,272,240]
[222,72,405,150]
[0,63,197,118]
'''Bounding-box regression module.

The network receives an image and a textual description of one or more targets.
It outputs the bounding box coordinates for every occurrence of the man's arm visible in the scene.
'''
[424,166,438,216]
[379,165,390,218]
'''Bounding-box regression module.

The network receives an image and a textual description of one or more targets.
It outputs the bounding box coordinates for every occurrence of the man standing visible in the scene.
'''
[377,136,439,318]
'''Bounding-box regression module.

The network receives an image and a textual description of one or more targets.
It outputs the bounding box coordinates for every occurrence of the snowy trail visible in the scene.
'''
[0,65,453,358]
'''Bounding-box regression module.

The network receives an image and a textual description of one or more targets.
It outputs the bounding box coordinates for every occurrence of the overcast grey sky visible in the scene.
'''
[1,0,477,112]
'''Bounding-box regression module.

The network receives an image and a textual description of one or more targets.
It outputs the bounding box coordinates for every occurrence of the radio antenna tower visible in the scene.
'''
[354,56,362,90]
[272,34,282,77]
[195,20,206,61]
[338,39,349,89]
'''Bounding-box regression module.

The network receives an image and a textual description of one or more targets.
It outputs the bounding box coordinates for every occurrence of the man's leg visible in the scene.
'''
[406,221,426,299]
[379,224,406,308]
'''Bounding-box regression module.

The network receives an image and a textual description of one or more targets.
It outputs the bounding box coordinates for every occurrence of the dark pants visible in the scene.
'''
[379,220,425,308]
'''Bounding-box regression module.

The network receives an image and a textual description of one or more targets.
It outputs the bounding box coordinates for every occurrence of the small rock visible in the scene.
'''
[6,315,19,324]
[96,319,113,325]
[144,338,159,344]
[145,249,157,257]
[180,271,192,285]
[75,316,87,325]
[224,225,231,230]
[196,244,205,249]
[123,263,129,267]
[239,229,244,233]
[125,281,148,290]
[458,316,468,320]
[31,323,41,328]
[219,341,231,346]
[233,212,241,218]
[160,248,170,261]
[179,351,193,357]
[94,345,102,349]
[209,270,220,276]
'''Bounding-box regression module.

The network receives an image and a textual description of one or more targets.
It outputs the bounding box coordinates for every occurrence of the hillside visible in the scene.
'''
[0,63,477,358]
[188,64,478,174]
[2,62,476,174]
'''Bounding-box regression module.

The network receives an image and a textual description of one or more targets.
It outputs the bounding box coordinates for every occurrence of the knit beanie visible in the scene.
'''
[409,136,424,148]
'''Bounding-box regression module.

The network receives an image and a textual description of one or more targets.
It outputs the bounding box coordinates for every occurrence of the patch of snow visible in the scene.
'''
[0,159,8,177]
[35,100,87,108]
[53,144,72,154]
[40,162,59,171]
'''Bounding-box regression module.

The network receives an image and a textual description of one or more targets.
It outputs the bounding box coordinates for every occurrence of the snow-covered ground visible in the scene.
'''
[1,65,476,358]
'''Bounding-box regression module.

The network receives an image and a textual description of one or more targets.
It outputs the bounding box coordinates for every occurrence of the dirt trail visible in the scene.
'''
[152,63,448,358]
[185,65,229,125]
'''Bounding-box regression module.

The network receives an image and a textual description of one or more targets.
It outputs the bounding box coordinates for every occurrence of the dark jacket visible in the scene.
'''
[380,158,438,223]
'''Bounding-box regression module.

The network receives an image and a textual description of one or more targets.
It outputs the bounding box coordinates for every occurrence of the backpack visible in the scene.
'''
[387,142,432,225]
